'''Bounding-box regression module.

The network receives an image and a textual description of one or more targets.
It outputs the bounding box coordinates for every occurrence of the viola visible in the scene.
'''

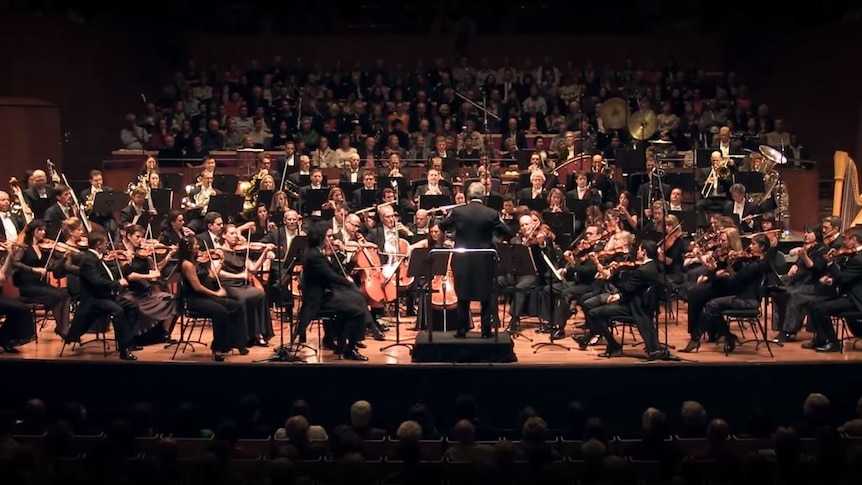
[37,240,81,255]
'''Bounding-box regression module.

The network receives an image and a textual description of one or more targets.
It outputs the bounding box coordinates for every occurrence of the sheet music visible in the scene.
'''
[541,250,564,281]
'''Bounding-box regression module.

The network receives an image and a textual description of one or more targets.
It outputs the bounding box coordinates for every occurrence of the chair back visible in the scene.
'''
[642,284,662,319]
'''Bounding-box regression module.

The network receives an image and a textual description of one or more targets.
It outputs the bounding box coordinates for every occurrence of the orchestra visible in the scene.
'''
[3,139,859,364]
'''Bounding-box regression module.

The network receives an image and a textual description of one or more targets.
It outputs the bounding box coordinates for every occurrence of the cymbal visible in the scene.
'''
[648,139,674,145]
[628,110,658,140]
[599,97,629,130]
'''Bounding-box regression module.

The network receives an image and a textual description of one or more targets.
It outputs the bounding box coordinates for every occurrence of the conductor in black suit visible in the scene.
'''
[438,182,512,338]
[297,222,369,361]
[65,232,140,361]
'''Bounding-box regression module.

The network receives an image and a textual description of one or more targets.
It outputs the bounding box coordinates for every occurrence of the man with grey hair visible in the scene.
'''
[438,182,511,338]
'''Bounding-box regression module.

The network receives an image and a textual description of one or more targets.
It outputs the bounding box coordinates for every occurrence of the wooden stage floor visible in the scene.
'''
[3,304,862,367]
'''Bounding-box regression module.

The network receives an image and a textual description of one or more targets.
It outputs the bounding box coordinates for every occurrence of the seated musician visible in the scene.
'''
[58,217,90,300]
[299,222,369,361]
[246,204,274,242]
[196,211,226,251]
[802,228,862,352]
[770,224,828,344]
[579,240,663,359]
[118,224,178,343]
[542,188,567,215]
[299,168,326,195]
[566,171,601,207]
[642,201,667,233]
[0,190,24,242]
[682,227,745,345]
[43,185,81,230]
[12,220,72,338]
[551,225,603,334]
[725,183,758,233]
[430,137,458,175]
[500,195,517,223]
[178,237,248,361]
[695,151,734,214]
[682,213,727,285]
[409,209,431,241]
[418,168,451,197]
[590,154,617,207]
[518,170,548,203]
[351,170,379,211]
[668,188,685,212]
[615,191,639,231]
[683,234,773,353]
[80,170,117,237]
[822,217,843,250]
[637,158,671,217]
[340,154,363,184]
[218,223,275,347]
[158,209,196,248]
[186,171,221,233]
[120,186,158,227]
[65,232,140,361]
[269,190,290,216]
[497,214,543,333]
[659,214,687,289]
[364,203,413,333]
[378,153,406,178]
[575,230,636,346]
[0,240,35,353]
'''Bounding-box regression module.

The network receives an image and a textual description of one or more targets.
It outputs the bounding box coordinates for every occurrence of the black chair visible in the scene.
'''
[832,311,862,353]
[59,317,113,358]
[166,282,209,359]
[610,283,662,351]
[720,276,773,357]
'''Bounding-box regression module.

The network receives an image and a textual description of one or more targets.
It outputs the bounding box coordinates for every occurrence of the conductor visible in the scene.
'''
[438,182,512,338]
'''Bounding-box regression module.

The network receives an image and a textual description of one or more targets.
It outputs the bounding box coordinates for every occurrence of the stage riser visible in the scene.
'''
[411,332,518,363]
[2,361,861,435]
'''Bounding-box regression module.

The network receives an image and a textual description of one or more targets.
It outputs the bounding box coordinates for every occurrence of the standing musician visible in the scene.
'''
[177,237,248,361]
[682,234,773,353]
[438,182,512,338]
[0,240,34,353]
[65,232,140,361]
[120,186,158,227]
[12,220,72,338]
[299,222,369,361]
[0,191,25,242]
[770,224,828,344]
[23,170,57,209]
[218,224,275,347]
[43,185,80,229]
[517,170,548,202]
[117,225,178,343]
[579,240,663,359]
[80,170,117,236]
[802,228,862,352]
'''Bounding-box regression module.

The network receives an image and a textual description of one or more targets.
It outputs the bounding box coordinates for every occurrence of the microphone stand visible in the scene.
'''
[451,87,500,162]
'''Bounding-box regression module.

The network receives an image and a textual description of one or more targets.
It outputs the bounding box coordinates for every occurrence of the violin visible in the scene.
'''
[606,260,644,274]
[824,231,839,246]
[37,240,81,255]
[826,246,862,262]
[195,249,224,264]
[592,247,627,261]
[233,241,268,252]
[726,249,760,263]
[102,249,133,262]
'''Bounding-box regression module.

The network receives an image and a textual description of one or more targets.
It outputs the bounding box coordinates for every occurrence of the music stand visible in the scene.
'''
[134,212,153,233]
[257,234,308,363]
[544,212,575,248]
[357,189,379,210]
[92,192,124,221]
[733,172,766,194]
[615,149,646,174]
[495,244,536,342]
[695,149,713,168]
[207,194,244,222]
[150,188,172,214]
[160,173,183,194]
[213,174,239,194]
[485,194,503,211]
[564,198,591,232]
[339,181,363,197]
[377,176,409,199]
[257,189,274,209]
[419,195,452,211]
[524,198,549,213]
[303,189,329,216]
[673,210,700,234]
[531,249,571,354]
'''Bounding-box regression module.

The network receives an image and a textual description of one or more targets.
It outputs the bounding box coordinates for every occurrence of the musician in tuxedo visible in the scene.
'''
[298,222,368,361]
[287,155,312,187]
[682,235,774,354]
[805,228,862,352]
[566,171,602,207]
[517,170,548,203]
[80,170,118,237]
[298,169,327,214]
[22,169,57,212]
[339,154,363,184]
[43,185,80,231]
[416,169,451,197]
[578,240,663,359]
[119,186,157,227]
[65,232,140,361]
[429,137,459,175]
[351,170,379,211]
[723,184,758,233]
[589,154,618,207]
[196,212,225,251]
[0,191,25,242]
[822,217,843,250]
[186,172,222,233]
[438,182,512,338]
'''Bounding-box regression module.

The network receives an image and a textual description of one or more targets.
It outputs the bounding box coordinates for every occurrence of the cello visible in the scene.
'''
[430,252,458,310]
[352,234,397,303]
[382,237,414,287]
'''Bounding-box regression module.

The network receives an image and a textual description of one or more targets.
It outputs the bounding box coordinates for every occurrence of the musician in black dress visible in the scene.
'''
[219,223,275,347]
[298,222,368,361]
[0,241,34,353]
[118,225,178,341]
[12,220,72,337]
[178,237,247,361]
[65,232,140,361]
[438,182,512,338]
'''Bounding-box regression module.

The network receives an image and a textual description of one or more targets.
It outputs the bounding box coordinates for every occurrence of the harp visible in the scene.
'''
[832,151,862,230]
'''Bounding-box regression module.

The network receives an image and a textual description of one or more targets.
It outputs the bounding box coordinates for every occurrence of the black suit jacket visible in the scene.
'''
[298,247,354,330]
[119,204,151,227]
[723,200,759,231]
[196,231,220,251]
[0,213,24,242]
[517,188,547,203]
[339,169,363,184]
[439,201,512,301]
[43,203,72,227]
[833,253,862,312]
[726,253,771,300]
[23,186,56,209]
[618,260,660,305]
[78,251,123,300]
